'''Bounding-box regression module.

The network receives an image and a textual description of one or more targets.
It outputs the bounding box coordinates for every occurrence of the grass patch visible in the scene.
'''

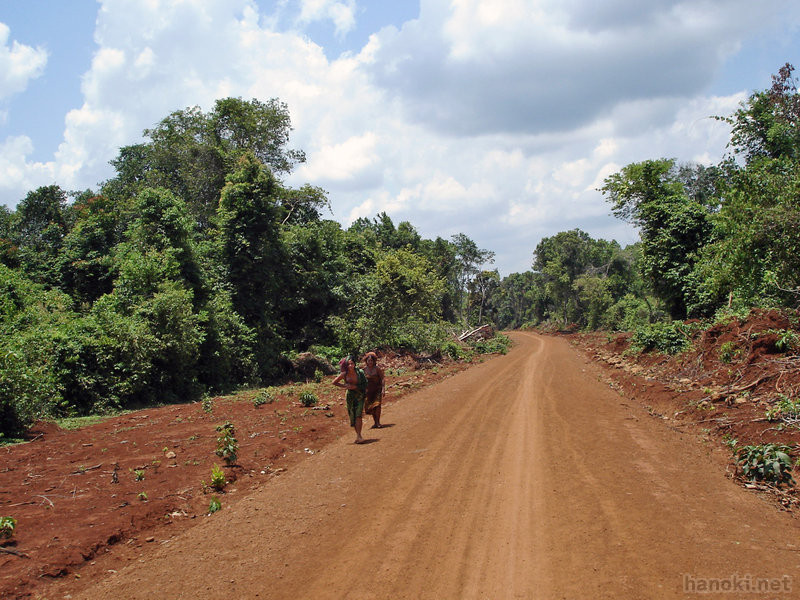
[54,414,115,430]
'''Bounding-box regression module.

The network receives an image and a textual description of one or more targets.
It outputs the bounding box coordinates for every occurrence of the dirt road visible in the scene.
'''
[63,332,800,599]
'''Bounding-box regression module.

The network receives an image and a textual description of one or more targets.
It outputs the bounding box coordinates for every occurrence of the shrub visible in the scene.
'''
[253,388,275,407]
[441,341,463,360]
[630,321,689,354]
[208,496,222,514]
[735,444,795,485]
[307,344,344,366]
[471,333,511,355]
[601,294,651,331]
[299,391,318,407]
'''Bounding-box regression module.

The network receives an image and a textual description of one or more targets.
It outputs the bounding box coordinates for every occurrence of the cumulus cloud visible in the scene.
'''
[296,0,357,37]
[0,22,48,102]
[1,0,797,273]
[0,135,55,198]
[364,0,793,136]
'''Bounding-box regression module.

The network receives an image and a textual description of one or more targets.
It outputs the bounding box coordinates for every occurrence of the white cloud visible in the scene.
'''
[297,0,357,37]
[0,22,48,101]
[0,136,55,199]
[366,0,797,137]
[297,132,379,183]
[1,0,798,274]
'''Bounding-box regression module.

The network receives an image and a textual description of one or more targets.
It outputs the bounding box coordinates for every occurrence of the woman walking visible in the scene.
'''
[332,355,368,444]
[363,352,385,429]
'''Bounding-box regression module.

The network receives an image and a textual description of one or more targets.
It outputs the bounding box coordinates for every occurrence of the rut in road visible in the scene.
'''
[65,332,800,600]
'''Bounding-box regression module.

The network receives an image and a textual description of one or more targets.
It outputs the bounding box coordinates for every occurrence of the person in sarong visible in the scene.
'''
[363,352,385,429]
[332,355,368,444]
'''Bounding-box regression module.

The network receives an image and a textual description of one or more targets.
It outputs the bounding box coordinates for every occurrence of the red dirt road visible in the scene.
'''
[59,332,800,599]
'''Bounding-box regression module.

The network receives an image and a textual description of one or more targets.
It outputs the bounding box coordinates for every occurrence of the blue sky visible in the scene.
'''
[1,0,799,275]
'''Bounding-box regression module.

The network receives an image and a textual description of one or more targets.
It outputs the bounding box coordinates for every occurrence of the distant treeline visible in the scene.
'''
[0,98,495,436]
[483,63,800,333]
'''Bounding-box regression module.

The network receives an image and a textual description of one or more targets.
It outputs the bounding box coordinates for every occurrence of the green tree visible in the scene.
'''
[451,233,495,324]
[329,247,447,353]
[692,64,800,309]
[58,195,127,306]
[107,97,305,228]
[724,63,800,163]
[217,153,287,376]
[11,185,70,286]
[600,159,713,319]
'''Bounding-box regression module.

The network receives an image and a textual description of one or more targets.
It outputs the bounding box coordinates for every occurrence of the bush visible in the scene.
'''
[441,341,464,360]
[253,388,275,407]
[630,321,689,354]
[471,333,511,355]
[601,294,651,331]
[299,391,318,407]
[735,443,795,485]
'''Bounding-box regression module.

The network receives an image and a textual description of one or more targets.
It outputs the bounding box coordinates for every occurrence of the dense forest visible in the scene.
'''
[1,64,798,438]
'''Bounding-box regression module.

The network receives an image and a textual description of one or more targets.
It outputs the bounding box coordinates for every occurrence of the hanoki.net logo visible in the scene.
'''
[683,573,793,594]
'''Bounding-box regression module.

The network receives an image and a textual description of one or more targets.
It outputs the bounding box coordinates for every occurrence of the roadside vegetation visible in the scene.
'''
[0,98,501,440]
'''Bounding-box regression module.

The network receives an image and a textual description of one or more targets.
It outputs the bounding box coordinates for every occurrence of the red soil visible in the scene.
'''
[0,352,475,599]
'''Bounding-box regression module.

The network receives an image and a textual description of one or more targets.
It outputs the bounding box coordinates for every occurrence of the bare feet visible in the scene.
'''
[355,438,367,444]
[370,424,383,429]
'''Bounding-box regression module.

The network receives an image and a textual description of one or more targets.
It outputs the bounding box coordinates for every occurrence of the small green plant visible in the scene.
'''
[201,395,214,414]
[253,388,275,408]
[735,443,795,485]
[209,463,227,491]
[208,496,222,514]
[721,433,738,451]
[299,391,318,407]
[138,491,148,501]
[215,421,238,465]
[765,395,800,424]
[313,368,324,383]
[718,341,742,364]
[133,469,145,481]
[774,329,800,352]
[0,516,16,539]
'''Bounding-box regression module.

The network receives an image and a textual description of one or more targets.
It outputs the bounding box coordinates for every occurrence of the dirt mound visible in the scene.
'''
[0,353,475,600]
[291,352,336,379]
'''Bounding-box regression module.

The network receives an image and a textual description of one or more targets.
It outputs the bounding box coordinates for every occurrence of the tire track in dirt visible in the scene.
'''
[59,332,800,599]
